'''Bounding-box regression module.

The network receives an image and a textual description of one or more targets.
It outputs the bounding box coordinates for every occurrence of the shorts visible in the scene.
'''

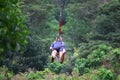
[53,47,64,53]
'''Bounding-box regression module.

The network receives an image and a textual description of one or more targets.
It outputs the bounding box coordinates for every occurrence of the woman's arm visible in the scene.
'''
[50,41,55,50]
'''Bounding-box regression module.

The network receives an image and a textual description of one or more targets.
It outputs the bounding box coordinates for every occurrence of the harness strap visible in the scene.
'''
[58,19,62,36]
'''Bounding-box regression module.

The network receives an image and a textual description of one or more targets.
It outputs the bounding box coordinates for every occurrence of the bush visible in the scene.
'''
[74,58,89,75]
[0,0,28,74]
[26,71,44,80]
[77,67,114,80]
[25,68,52,80]
[87,44,112,68]
[0,66,14,80]
[97,67,114,80]
[48,62,63,74]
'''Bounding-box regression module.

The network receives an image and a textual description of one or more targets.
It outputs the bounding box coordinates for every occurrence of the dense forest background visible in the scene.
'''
[0,0,120,80]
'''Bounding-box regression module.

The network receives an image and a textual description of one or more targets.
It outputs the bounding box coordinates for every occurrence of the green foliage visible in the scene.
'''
[111,48,120,61]
[110,48,120,75]
[77,67,114,80]
[18,0,54,72]
[88,44,112,68]
[74,58,89,75]
[89,0,120,49]
[0,0,28,53]
[117,75,120,80]
[94,0,120,34]
[89,74,99,80]
[26,71,44,80]
[48,62,63,74]
[19,36,49,71]
[22,43,119,80]
[0,0,119,80]
[0,0,28,74]
[22,1,120,80]
[64,1,96,46]
[26,68,52,80]
[72,44,119,79]
[24,67,114,80]
[97,67,114,80]
[0,66,14,80]
[52,74,68,80]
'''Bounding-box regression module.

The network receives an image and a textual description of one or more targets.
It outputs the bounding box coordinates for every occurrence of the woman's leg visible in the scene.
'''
[59,51,65,63]
[51,50,57,62]
[59,48,66,63]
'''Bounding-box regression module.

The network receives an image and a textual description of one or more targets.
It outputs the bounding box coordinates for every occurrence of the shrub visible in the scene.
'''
[97,67,114,80]
[26,71,44,80]
[0,66,14,80]
[87,44,112,68]
[48,62,63,74]
[74,58,89,75]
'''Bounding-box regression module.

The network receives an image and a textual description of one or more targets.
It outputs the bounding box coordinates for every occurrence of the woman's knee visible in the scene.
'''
[59,52,65,60]
[59,54,64,63]
[51,50,57,58]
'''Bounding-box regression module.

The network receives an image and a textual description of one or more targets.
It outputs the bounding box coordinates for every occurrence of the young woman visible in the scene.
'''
[50,36,66,63]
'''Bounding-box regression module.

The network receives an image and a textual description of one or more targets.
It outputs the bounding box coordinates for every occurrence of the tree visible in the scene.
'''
[17,0,54,71]
[91,0,120,47]
[0,0,28,73]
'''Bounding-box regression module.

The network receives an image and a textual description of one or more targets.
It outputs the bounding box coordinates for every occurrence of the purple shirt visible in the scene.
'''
[50,41,65,49]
